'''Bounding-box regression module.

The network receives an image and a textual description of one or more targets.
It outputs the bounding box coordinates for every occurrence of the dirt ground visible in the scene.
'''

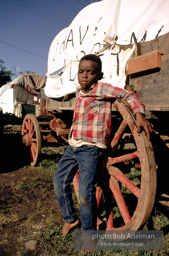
[0,168,59,255]
[0,132,64,256]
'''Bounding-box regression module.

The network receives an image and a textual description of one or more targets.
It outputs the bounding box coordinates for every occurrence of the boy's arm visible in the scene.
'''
[124,91,154,139]
[123,90,154,139]
[102,84,154,139]
[113,87,154,139]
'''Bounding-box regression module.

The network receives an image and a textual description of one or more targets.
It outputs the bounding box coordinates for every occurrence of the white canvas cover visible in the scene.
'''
[0,83,35,117]
[0,74,45,116]
[0,83,14,114]
[45,0,169,98]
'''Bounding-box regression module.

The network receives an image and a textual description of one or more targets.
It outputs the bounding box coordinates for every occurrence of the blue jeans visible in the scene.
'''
[53,145,104,230]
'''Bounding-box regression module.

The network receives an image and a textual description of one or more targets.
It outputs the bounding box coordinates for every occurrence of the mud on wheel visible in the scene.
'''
[73,99,157,230]
[22,114,41,167]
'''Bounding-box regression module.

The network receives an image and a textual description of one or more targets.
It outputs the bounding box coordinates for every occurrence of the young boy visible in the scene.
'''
[53,54,153,236]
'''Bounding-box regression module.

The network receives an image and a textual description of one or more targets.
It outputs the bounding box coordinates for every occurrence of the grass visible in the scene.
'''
[0,145,169,256]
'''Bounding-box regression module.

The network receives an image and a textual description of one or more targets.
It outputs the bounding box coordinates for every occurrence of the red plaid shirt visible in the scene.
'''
[70,82,145,146]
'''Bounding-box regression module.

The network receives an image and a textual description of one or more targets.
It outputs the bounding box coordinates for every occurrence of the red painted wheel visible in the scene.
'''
[73,99,156,230]
[22,114,41,166]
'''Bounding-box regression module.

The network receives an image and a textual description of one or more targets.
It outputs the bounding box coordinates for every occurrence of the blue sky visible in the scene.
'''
[0,0,99,80]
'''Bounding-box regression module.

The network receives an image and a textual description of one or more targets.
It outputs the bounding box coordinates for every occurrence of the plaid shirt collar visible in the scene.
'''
[77,83,97,94]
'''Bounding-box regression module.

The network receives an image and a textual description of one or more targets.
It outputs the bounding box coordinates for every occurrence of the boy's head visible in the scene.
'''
[78,54,103,92]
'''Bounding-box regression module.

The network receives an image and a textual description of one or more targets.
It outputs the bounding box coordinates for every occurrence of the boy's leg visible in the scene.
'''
[76,145,103,231]
[53,145,78,226]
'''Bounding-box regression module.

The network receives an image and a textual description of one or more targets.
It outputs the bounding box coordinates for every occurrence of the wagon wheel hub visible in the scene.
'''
[22,133,31,147]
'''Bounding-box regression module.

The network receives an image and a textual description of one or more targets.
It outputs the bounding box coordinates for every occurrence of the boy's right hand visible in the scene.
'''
[135,112,154,140]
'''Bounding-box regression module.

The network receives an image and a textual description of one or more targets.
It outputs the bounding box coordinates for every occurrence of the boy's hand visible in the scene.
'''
[135,112,154,140]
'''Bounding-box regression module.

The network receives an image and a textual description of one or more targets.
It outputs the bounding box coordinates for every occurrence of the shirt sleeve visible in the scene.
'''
[102,83,145,115]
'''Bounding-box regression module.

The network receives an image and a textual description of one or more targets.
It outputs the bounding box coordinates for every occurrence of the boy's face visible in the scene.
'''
[78,59,100,92]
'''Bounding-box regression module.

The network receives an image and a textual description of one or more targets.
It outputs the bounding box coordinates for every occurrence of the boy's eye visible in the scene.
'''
[87,70,96,75]
[78,69,96,75]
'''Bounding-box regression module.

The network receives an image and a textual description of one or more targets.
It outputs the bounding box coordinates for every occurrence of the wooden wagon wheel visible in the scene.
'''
[22,114,41,166]
[73,99,157,230]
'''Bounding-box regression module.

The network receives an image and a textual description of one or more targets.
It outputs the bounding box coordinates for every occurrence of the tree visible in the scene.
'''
[0,60,13,87]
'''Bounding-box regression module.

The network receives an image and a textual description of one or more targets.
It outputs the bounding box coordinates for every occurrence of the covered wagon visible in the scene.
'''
[2,0,169,231]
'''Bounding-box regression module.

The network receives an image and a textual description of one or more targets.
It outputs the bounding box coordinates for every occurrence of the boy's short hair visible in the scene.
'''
[80,54,102,73]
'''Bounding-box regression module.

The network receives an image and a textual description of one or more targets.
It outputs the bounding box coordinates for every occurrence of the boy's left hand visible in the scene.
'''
[135,112,154,140]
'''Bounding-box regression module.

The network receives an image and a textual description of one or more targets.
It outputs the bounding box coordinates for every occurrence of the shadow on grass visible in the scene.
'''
[0,133,31,173]
[0,132,66,173]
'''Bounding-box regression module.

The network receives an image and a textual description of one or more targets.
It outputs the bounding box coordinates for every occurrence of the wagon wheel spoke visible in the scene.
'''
[107,211,113,230]
[108,150,139,165]
[27,119,32,132]
[30,143,37,162]
[31,138,38,142]
[31,141,37,155]
[30,121,36,137]
[96,186,103,208]
[30,123,34,136]
[25,119,29,130]
[111,119,127,149]
[96,186,105,228]
[110,176,131,225]
[109,166,140,198]
[31,128,37,141]
[22,120,29,133]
